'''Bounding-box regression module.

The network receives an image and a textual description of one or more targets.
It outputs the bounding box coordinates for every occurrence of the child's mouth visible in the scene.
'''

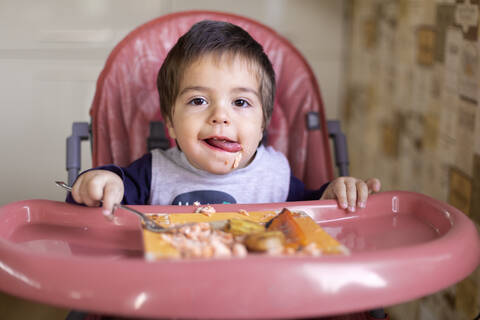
[204,137,242,152]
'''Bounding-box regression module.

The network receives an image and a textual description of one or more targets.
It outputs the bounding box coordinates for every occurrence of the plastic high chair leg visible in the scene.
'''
[368,309,388,319]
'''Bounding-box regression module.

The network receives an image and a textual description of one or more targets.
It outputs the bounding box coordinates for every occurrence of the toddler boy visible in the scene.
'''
[69,20,380,217]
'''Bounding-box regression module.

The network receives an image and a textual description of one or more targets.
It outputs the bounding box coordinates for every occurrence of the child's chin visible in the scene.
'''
[200,161,238,175]
[204,166,236,175]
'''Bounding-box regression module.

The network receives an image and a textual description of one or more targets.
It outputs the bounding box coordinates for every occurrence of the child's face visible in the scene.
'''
[166,53,264,174]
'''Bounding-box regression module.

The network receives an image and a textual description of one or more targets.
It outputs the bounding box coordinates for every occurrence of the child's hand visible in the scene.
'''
[71,170,124,218]
[320,177,381,212]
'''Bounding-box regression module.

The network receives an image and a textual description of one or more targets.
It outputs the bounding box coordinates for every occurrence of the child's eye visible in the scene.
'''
[233,99,251,108]
[188,97,207,106]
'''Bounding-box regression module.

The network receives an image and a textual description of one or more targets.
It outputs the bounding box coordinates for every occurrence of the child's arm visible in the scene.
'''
[320,177,381,212]
[69,153,152,217]
[287,176,330,201]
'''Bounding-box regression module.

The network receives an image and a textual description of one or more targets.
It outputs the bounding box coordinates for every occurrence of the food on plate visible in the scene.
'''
[224,218,265,236]
[244,231,285,254]
[194,205,216,216]
[143,208,347,260]
[238,209,249,216]
[267,208,348,254]
[157,222,247,259]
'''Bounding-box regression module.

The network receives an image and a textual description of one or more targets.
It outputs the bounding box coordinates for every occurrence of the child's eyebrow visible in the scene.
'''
[179,86,210,96]
[232,87,260,99]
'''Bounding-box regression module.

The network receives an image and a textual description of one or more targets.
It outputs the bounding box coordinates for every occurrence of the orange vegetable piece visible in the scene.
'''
[267,208,346,254]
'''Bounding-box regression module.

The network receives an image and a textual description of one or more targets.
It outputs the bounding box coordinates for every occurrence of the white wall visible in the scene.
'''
[0,0,345,205]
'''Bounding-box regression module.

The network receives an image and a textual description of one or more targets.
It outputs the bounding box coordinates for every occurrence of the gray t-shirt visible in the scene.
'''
[149,145,291,205]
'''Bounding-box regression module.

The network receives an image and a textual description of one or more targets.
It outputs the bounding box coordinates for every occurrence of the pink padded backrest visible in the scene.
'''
[90,11,333,189]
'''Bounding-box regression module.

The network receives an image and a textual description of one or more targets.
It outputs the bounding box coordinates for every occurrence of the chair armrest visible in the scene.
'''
[66,122,90,186]
[327,120,349,177]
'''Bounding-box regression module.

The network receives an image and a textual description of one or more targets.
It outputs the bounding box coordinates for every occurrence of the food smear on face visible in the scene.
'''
[232,152,242,169]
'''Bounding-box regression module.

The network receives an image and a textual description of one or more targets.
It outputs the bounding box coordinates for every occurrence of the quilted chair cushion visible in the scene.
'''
[90,10,333,189]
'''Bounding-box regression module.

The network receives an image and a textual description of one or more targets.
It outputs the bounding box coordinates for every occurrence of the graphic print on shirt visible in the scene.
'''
[172,190,237,205]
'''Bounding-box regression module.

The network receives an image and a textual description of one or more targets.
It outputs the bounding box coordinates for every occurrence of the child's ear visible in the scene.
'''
[166,119,177,139]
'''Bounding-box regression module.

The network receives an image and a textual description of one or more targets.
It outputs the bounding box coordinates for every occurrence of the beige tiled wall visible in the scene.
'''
[343,0,480,319]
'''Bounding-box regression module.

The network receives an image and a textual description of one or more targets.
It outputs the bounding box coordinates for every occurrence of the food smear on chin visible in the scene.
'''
[232,152,242,169]
[203,137,243,168]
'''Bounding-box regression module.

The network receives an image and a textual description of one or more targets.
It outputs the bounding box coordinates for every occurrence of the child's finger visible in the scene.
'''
[356,180,368,208]
[102,183,123,218]
[83,180,103,207]
[366,178,381,194]
[345,178,357,212]
[333,180,348,209]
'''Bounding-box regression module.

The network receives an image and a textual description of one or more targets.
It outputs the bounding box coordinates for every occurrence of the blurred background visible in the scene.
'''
[0,0,479,319]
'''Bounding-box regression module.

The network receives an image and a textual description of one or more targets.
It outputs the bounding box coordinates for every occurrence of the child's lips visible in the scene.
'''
[203,137,242,152]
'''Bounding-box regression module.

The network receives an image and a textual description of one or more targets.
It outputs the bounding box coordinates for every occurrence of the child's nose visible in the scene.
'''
[211,118,229,124]
[208,104,230,125]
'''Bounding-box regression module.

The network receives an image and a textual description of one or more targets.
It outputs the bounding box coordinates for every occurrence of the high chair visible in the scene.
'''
[64,10,374,319]
[63,10,386,320]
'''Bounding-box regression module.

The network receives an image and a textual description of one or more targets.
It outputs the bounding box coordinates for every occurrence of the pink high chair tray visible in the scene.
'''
[0,191,478,319]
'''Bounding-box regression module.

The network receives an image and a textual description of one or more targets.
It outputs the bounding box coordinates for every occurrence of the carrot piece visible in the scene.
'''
[268,208,346,254]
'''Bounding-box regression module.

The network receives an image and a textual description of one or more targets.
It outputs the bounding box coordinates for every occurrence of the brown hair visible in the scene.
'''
[157,20,275,128]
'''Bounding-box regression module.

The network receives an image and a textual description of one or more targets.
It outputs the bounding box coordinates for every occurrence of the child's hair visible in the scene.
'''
[157,20,276,128]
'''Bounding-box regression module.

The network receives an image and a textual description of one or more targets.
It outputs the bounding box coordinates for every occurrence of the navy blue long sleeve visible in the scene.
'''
[287,175,329,201]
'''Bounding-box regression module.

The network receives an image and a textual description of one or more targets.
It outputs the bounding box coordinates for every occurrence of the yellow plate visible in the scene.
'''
[143,211,277,261]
